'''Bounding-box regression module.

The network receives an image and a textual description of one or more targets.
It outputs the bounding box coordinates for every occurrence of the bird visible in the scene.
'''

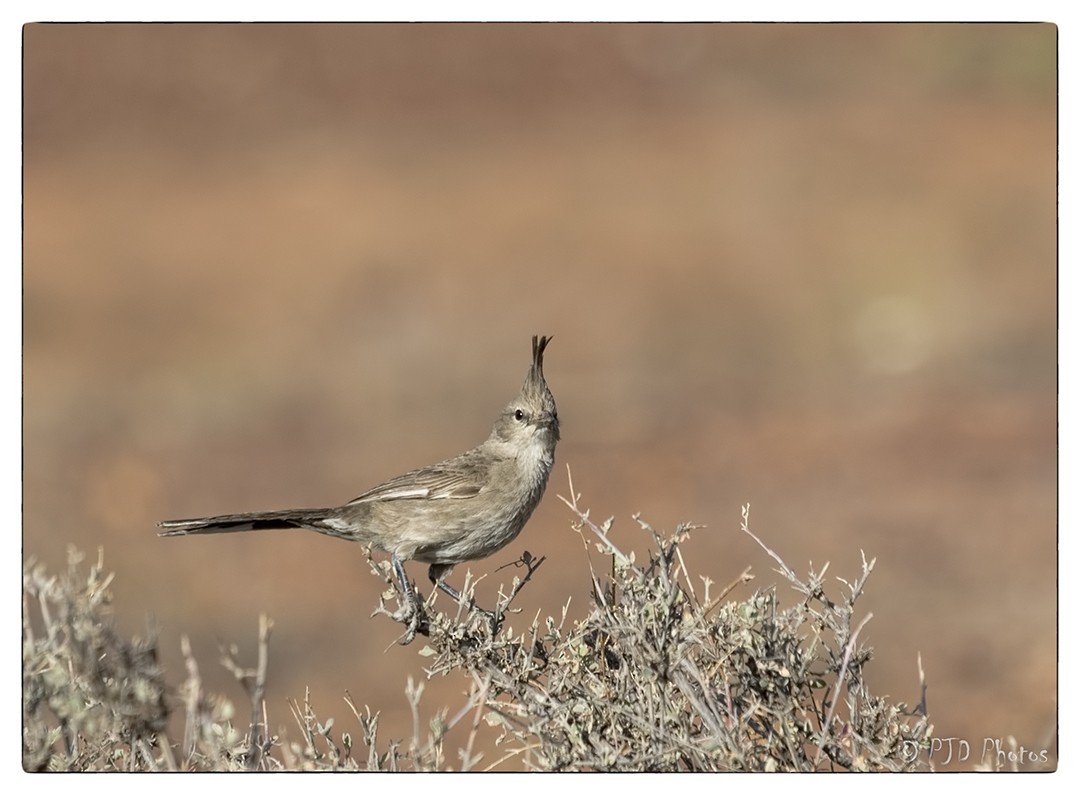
[159,335,559,640]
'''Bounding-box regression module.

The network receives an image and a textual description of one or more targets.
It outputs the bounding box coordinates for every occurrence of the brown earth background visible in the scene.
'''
[23,23,1057,770]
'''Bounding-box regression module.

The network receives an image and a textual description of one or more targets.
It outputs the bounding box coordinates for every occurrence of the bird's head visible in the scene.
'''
[492,335,560,450]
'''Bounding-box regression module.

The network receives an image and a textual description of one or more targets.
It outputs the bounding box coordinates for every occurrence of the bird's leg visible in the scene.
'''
[387,554,425,643]
[427,562,466,604]
[428,564,503,633]
[390,555,414,603]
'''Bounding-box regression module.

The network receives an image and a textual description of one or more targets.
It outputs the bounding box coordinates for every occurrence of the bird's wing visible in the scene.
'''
[347,463,485,504]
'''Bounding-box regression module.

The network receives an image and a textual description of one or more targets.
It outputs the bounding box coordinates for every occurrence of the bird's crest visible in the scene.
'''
[524,335,553,400]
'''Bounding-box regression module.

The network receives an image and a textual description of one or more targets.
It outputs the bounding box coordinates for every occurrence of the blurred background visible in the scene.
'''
[23,23,1056,769]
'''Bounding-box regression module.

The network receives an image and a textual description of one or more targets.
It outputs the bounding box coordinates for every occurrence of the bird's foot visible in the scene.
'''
[449,596,505,637]
[372,596,429,645]
[431,575,503,634]
[474,603,504,635]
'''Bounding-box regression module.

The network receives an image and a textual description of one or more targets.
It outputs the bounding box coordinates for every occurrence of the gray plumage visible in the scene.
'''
[159,335,559,633]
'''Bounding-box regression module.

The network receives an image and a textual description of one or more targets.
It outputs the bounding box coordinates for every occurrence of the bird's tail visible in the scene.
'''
[158,507,334,537]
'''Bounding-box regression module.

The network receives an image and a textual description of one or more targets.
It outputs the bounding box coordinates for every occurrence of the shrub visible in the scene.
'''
[23,485,932,771]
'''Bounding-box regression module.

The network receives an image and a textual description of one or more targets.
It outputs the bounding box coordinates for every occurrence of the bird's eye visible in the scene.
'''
[514,408,525,422]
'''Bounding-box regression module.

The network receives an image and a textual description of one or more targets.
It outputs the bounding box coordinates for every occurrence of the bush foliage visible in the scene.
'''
[24,486,933,771]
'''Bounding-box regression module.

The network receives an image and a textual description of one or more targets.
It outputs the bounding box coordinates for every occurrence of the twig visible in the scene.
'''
[739,503,800,583]
[219,614,273,770]
[458,675,492,771]
[179,634,201,761]
[814,611,873,767]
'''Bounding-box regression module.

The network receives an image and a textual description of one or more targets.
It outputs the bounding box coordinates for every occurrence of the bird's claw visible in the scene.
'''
[372,598,428,645]
[487,608,505,636]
